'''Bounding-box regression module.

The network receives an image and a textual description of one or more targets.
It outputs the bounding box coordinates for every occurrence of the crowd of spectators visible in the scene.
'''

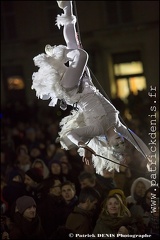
[1,89,159,239]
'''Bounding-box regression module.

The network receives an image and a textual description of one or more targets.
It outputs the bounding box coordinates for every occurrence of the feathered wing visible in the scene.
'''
[31,47,67,107]
[58,109,120,175]
[58,109,85,149]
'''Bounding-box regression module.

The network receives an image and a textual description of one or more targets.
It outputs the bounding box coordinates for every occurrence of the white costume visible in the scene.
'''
[32,1,150,175]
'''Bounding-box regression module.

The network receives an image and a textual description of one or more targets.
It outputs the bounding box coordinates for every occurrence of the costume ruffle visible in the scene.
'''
[56,13,77,29]
[32,45,81,107]
[78,137,120,175]
[32,53,64,106]
[58,109,121,175]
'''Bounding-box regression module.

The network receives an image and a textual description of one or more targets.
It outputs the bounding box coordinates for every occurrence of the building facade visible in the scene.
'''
[1,1,159,107]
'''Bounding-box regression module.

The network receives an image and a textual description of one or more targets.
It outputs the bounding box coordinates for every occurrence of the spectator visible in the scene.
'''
[108,188,127,206]
[9,195,46,239]
[2,169,26,218]
[58,181,79,226]
[78,171,106,202]
[60,154,82,195]
[65,187,100,234]
[96,169,116,197]
[93,194,133,236]
[45,143,57,165]
[15,145,31,172]
[126,177,151,209]
[67,148,84,174]
[48,158,64,182]
[24,168,44,203]
[37,178,63,239]
[31,158,49,179]
[129,186,159,233]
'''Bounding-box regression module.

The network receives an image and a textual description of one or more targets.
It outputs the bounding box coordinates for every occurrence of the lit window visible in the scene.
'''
[129,76,146,95]
[116,78,129,99]
[7,76,25,90]
[112,51,147,100]
[114,62,143,75]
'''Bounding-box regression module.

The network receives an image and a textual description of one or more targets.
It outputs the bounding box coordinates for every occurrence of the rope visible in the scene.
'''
[95,154,129,168]
[73,1,148,160]
[73,1,83,49]
[88,69,147,159]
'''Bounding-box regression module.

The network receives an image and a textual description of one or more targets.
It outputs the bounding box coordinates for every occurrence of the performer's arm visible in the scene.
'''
[57,1,79,49]
[57,1,94,89]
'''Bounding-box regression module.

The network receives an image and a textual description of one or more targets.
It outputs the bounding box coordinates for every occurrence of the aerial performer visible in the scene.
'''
[32,1,151,175]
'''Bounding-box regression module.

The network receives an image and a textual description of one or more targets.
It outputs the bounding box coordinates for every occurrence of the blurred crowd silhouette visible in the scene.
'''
[1,89,159,239]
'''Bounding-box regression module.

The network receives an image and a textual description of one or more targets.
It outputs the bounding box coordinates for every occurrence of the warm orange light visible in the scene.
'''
[7,76,25,90]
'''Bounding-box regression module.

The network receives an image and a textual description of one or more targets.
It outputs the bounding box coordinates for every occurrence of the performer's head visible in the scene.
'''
[108,132,125,154]
[45,44,67,62]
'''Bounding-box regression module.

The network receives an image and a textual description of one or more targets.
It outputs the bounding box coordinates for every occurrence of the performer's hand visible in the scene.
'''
[82,148,93,165]
[78,142,96,165]
[82,156,92,165]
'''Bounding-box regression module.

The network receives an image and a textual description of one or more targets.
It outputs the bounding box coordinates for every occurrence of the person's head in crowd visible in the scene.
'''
[53,151,70,165]
[46,143,56,159]
[25,127,36,142]
[16,195,36,220]
[51,152,69,174]
[16,157,32,172]
[16,144,29,155]
[49,179,62,197]
[61,161,71,175]
[101,194,131,217]
[30,146,43,160]
[108,188,127,206]
[61,181,76,204]
[142,186,159,212]
[78,187,100,211]
[7,168,24,184]
[31,158,49,179]
[24,168,43,190]
[78,171,96,189]
[132,177,151,202]
[49,158,62,176]
[47,123,59,139]
[16,145,31,172]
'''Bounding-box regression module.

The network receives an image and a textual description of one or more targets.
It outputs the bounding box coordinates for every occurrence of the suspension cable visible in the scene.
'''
[73,1,148,160]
